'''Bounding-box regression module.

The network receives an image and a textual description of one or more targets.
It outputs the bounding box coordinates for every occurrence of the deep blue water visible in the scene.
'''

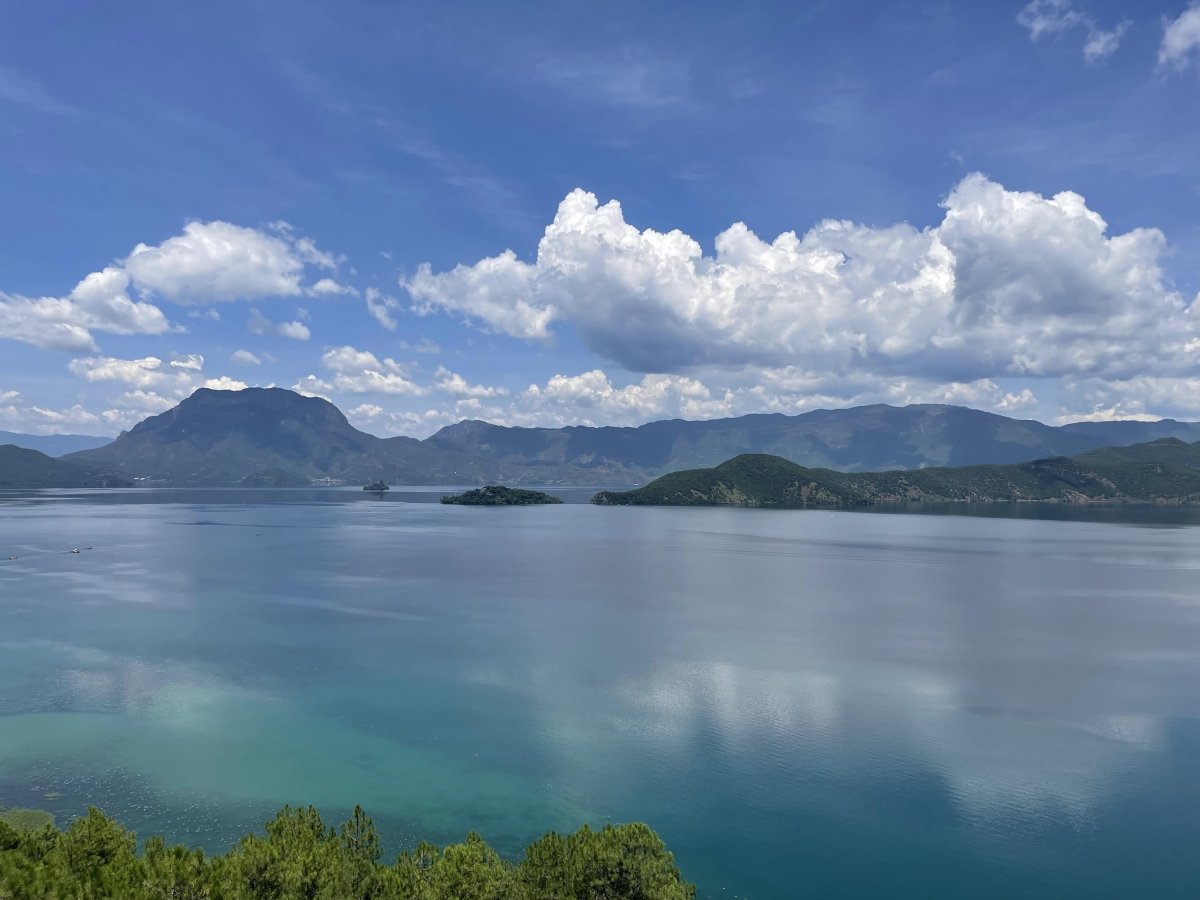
[2,488,1200,898]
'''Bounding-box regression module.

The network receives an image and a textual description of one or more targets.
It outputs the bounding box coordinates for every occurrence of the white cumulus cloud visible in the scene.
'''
[276,320,312,341]
[405,176,1197,385]
[248,308,311,341]
[170,354,205,371]
[0,265,172,352]
[0,220,345,352]
[0,403,102,434]
[520,370,731,425]
[880,379,1038,413]
[1059,374,1200,422]
[293,346,426,396]
[203,376,248,391]
[231,349,262,366]
[406,249,553,339]
[112,390,178,414]
[64,352,256,431]
[309,277,357,296]
[68,356,190,391]
[435,367,508,398]
[347,403,460,435]
[124,221,331,304]
[365,287,402,330]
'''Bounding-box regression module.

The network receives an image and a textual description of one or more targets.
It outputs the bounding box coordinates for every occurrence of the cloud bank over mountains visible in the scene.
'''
[2,174,1199,435]
[398,174,1198,428]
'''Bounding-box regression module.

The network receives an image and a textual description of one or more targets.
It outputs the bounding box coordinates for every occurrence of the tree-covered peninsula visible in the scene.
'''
[0,805,693,899]
[592,438,1200,507]
[441,485,564,505]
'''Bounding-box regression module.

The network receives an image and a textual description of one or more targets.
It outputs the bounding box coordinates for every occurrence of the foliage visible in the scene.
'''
[0,805,693,900]
[593,454,853,507]
[0,811,54,835]
[519,823,694,900]
[441,485,564,505]
[594,439,1200,507]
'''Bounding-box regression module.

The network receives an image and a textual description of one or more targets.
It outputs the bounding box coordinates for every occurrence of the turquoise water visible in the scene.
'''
[2,489,1200,898]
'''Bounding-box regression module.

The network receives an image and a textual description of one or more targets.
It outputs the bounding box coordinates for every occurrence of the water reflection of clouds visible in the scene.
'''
[0,637,255,728]
[5,649,595,839]
[615,661,840,746]
[462,666,511,687]
[271,594,426,622]
[606,656,1159,830]
[22,564,190,607]
[56,652,242,722]
[0,637,112,665]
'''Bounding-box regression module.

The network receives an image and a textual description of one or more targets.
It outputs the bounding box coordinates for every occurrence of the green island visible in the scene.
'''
[441,485,564,505]
[592,438,1200,507]
[0,805,692,899]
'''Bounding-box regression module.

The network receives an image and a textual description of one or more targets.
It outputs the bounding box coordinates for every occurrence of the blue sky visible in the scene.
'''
[2,0,1199,436]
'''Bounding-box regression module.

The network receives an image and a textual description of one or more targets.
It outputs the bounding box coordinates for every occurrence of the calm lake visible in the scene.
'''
[2,489,1199,898]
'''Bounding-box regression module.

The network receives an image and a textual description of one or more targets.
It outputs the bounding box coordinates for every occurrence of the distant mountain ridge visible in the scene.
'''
[424,405,1200,480]
[63,387,1200,486]
[67,388,495,485]
[593,439,1200,507]
[0,430,110,457]
[0,445,131,488]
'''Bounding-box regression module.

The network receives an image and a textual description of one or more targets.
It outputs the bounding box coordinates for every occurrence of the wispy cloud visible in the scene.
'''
[373,119,532,228]
[528,47,693,109]
[1159,4,1200,73]
[0,67,77,115]
[274,59,359,115]
[1017,0,1131,65]
[275,57,531,228]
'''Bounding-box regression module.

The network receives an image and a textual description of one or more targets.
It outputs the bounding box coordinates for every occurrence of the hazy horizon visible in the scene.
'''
[5,386,1200,442]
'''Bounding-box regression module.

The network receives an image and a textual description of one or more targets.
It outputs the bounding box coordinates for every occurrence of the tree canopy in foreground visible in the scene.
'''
[0,805,694,899]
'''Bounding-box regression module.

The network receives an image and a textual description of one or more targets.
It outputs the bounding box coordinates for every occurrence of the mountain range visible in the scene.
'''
[0,430,110,457]
[593,439,1200,507]
[29,386,1200,486]
[0,445,132,488]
